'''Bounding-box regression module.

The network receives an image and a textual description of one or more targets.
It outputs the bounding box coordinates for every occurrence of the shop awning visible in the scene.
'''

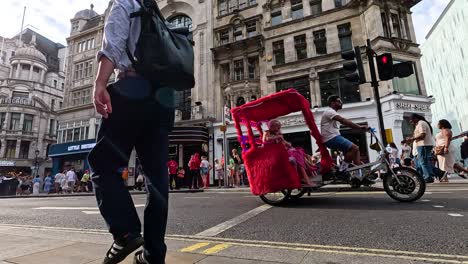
[169,126,209,144]
[48,139,97,157]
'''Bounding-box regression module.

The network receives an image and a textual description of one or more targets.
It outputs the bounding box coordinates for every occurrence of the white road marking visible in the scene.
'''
[433,205,445,208]
[184,197,211,199]
[447,213,464,217]
[34,204,145,210]
[82,211,101,215]
[195,204,272,237]
[421,199,431,202]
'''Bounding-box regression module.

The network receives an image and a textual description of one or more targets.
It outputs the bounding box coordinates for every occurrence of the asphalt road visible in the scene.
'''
[0,184,467,263]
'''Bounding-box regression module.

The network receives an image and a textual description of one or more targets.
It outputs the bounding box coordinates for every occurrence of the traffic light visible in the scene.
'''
[393,61,414,78]
[341,46,366,84]
[376,53,394,80]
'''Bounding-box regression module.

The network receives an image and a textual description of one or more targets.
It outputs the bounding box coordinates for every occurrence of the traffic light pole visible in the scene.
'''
[366,39,387,146]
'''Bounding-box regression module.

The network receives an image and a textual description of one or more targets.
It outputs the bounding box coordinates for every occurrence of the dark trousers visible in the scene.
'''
[88,85,174,264]
[190,169,199,189]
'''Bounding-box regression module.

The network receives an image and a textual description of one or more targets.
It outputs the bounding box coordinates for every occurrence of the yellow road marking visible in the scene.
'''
[179,242,210,253]
[201,243,231,254]
[167,235,468,262]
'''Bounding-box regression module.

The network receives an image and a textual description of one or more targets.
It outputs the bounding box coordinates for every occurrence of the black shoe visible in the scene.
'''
[103,234,144,264]
[133,250,149,264]
[425,178,435,183]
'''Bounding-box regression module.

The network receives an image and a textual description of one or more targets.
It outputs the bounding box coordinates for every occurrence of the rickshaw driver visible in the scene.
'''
[321,95,367,172]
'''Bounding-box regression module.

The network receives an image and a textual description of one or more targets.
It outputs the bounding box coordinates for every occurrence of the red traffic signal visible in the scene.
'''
[376,53,393,80]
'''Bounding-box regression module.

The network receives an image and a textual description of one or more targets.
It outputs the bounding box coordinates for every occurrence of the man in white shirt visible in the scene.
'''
[320,95,367,171]
[66,168,77,193]
[408,113,435,183]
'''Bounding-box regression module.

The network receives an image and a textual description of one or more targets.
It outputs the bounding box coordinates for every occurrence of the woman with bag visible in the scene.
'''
[435,119,468,182]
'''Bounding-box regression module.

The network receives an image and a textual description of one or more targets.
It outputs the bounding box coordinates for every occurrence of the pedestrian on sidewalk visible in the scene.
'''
[167,158,178,190]
[408,114,435,183]
[66,168,77,194]
[214,159,224,187]
[80,170,91,192]
[32,175,41,195]
[176,167,185,189]
[43,173,53,194]
[188,153,201,189]
[200,156,211,188]
[87,0,180,263]
[54,171,65,194]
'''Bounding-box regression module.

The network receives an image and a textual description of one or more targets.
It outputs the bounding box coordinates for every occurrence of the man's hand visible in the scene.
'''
[93,82,112,119]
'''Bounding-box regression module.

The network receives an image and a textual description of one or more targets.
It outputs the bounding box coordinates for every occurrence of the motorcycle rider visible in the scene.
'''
[320,95,367,171]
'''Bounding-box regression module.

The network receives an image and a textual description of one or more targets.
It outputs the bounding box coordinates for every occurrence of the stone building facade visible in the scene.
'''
[0,30,65,176]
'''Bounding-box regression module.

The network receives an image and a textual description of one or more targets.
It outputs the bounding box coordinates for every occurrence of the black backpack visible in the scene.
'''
[127,0,195,91]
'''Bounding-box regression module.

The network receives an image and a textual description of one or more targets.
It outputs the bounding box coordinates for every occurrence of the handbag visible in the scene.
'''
[127,0,195,91]
[434,145,445,155]
[107,76,153,101]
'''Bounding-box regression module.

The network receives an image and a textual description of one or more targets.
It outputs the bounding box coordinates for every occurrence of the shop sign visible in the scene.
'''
[0,160,15,166]
[395,102,430,111]
[0,97,34,106]
[67,143,96,152]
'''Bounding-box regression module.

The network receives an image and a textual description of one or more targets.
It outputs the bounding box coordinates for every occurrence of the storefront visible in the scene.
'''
[48,139,96,175]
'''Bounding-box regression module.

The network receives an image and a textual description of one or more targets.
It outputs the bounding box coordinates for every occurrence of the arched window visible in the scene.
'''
[168,15,192,31]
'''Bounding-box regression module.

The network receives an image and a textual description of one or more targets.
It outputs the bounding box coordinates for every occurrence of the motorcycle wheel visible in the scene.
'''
[259,190,290,205]
[288,188,307,200]
[383,167,426,202]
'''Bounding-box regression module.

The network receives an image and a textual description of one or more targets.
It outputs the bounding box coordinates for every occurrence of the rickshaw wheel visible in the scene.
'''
[259,190,290,205]
[383,167,426,202]
[288,188,307,200]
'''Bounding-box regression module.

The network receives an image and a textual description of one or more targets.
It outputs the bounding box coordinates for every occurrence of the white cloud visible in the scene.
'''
[411,0,451,44]
[0,0,109,45]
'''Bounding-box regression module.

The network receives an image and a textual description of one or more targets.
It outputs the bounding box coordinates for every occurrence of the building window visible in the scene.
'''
[271,9,282,26]
[72,22,79,32]
[49,119,55,135]
[229,0,239,12]
[291,0,304,20]
[51,99,56,111]
[84,61,93,78]
[9,113,21,130]
[0,113,5,130]
[392,61,420,95]
[236,96,246,107]
[5,140,16,158]
[19,141,30,159]
[22,64,31,71]
[334,0,343,7]
[246,21,257,37]
[53,80,57,88]
[381,13,390,38]
[71,89,91,106]
[233,23,243,41]
[319,70,360,106]
[219,30,230,45]
[77,38,95,53]
[239,0,247,9]
[248,57,258,79]
[33,66,40,73]
[221,63,230,84]
[313,29,327,55]
[338,23,352,51]
[219,0,228,15]
[175,90,192,120]
[273,40,285,65]
[294,34,307,60]
[391,13,401,38]
[12,91,29,100]
[234,59,244,81]
[168,15,193,31]
[310,0,322,16]
[74,63,83,80]
[276,77,311,102]
[23,114,33,132]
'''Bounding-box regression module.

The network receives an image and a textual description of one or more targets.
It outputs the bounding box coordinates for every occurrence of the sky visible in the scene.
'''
[0,0,451,46]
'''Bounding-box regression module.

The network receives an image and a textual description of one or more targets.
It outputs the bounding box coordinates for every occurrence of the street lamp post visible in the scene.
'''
[34,149,39,177]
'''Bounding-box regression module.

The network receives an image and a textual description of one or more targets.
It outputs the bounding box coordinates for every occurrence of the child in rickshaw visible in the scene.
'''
[263,119,315,187]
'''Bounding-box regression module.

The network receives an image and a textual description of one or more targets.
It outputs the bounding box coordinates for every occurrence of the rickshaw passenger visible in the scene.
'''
[321,95,367,171]
[263,120,314,186]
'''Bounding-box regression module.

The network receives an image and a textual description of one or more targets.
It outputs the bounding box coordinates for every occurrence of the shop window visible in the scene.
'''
[294,34,307,60]
[402,116,415,139]
[276,77,311,102]
[23,114,34,132]
[319,69,360,106]
[5,140,16,158]
[338,23,352,51]
[271,9,282,26]
[234,59,244,81]
[313,29,327,55]
[310,0,322,16]
[392,61,420,95]
[19,141,30,159]
[273,40,285,65]
[291,0,304,20]
[9,113,21,131]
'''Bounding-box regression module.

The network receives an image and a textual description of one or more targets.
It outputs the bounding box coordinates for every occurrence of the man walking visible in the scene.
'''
[408,114,435,183]
[87,0,176,263]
